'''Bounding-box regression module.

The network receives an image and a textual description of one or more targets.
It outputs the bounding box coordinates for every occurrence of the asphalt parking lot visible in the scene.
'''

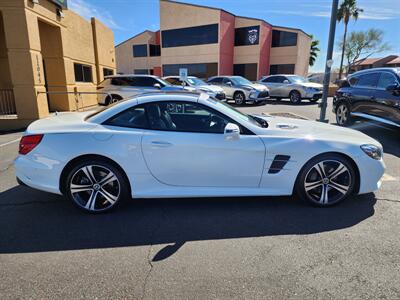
[0,98,399,299]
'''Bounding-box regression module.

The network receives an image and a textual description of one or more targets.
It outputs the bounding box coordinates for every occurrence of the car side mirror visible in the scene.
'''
[283,80,290,84]
[386,83,400,93]
[224,123,240,140]
[153,83,161,89]
[226,81,232,86]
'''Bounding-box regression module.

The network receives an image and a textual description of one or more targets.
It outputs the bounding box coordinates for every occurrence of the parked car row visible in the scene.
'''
[97,74,324,106]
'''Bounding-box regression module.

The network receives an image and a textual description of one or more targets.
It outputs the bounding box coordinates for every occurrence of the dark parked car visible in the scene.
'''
[333,68,400,127]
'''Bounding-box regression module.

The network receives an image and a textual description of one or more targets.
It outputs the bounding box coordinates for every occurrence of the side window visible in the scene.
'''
[223,78,233,85]
[348,76,358,87]
[104,106,149,129]
[356,73,380,88]
[262,77,275,83]
[111,78,129,86]
[275,76,287,83]
[145,101,231,133]
[377,72,398,89]
[208,77,222,84]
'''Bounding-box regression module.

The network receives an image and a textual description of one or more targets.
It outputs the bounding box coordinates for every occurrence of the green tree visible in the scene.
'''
[339,29,391,74]
[309,35,320,67]
[337,0,363,79]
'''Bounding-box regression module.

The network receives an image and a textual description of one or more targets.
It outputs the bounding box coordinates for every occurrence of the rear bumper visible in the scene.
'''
[14,155,62,195]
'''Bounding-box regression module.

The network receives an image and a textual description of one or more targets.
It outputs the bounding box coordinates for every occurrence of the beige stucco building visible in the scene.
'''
[116,0,311,81]
[0,0,116,130]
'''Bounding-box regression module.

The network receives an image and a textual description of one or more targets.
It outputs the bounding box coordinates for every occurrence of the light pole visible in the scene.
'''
[319,0,339,122]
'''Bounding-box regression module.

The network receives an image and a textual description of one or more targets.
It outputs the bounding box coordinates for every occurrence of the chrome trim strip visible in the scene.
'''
[350,112,400,127]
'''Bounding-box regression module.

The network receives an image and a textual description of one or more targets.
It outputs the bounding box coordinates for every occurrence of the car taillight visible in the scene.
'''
[19,134,43,155]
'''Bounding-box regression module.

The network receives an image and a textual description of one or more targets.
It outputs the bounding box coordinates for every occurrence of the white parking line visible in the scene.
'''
[0,138,20,148]
[382,173,398,182]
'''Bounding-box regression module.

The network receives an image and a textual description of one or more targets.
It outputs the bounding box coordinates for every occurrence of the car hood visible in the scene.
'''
[255,115,381,146]
[240,83,268,91]
[299,82,323,89]
[197,85,224,93]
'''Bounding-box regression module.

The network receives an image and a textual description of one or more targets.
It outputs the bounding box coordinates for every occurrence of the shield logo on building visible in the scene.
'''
[248,29,258,44]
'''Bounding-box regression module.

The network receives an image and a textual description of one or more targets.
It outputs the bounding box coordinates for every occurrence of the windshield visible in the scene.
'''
[158,78,172,86]
[187,77,207,86]
[231,76,252,85]
[209,99,267,128]
[289,76,308,83]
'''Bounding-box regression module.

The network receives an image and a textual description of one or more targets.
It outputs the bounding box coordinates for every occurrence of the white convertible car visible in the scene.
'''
[15,92,385,213]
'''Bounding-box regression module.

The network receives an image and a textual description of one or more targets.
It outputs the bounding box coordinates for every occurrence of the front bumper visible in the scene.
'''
[305,91,322,99]
[248,90,270,102]
[356,154,386,194]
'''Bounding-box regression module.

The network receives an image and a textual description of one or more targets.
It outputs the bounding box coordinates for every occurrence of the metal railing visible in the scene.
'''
[36,90,112,112]
[0,89,17,117]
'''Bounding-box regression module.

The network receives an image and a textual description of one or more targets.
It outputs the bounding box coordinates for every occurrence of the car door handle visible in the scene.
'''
[150,141,173,147]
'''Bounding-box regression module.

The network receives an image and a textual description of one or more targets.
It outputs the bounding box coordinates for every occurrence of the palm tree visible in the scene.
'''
[337,0,363,79]
[309,35,320,67]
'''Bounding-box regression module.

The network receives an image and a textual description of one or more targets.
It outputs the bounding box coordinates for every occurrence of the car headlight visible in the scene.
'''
[360,144,382,160]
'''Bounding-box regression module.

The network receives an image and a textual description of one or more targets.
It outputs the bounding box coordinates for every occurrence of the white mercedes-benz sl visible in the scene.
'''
[14,92,385,213]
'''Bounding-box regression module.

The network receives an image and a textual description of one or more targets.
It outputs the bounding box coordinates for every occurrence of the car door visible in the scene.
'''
[374,71,400,124]
[140,101,265,187]
[261,76,279,97]
[350,72,381,116]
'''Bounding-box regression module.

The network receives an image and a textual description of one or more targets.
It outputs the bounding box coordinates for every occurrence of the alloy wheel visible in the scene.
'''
[304,160,352,205]
[234,93,244,105]
[290,91,301,104]
[70,165,120,212]
[336,104,348,125]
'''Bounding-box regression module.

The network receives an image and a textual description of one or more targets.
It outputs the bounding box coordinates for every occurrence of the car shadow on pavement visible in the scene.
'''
[0,185,377,261]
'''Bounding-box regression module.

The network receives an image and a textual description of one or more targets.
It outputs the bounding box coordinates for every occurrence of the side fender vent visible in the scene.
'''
[268,155,291,174]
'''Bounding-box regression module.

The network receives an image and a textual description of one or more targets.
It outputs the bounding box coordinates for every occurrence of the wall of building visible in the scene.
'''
[0,0,115,129]
[218,10,234,75]
[116,31,161,74]
[160,0,220,68]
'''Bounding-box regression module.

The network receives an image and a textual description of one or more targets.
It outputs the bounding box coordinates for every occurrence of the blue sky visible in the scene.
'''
[70,0,400,72]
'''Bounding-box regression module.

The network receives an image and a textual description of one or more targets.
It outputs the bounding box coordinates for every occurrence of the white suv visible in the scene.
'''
[97,75,184,105]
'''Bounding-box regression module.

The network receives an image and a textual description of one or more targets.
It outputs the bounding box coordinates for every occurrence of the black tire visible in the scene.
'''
[289,90,302,104]
[335,102,353,126]
[106,95,122,106]
[64,159,129,213]
[295,153,356,207]
[233,91,246,105]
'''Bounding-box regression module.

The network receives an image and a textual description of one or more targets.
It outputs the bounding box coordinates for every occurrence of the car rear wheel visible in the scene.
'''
[296,154,356,207]
[65,159,129,213]
[335,102,352,126]
[289,90,302,104]
[234,92,245,105]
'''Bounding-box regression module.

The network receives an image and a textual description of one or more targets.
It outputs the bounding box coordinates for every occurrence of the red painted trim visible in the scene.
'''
[219,10,235,76]
[258,22,272,79]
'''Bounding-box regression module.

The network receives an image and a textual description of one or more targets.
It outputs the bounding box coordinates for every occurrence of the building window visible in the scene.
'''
[134,69,149,75]
[270,64,295,75]
[234,26,260,46]
[74,63,92,82]
[103,68,114,77]
[272,30,297,47]
[149,44,161,56]
[162,63,218,79]
[133,44,148,57]
[233,64,258,81]
[161,24,219,48]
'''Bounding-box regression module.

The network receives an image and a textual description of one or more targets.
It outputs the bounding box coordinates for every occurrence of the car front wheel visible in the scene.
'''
[64,159,129,213]
[289,90,302,104]
[335,102,352,126]
[234,92,245,105]
[296,154,356,207]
